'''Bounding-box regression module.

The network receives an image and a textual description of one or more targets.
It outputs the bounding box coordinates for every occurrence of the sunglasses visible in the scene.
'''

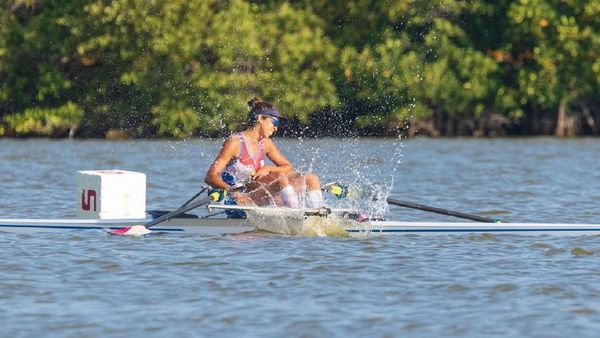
[271,116,280,127]
[263,115,280,127]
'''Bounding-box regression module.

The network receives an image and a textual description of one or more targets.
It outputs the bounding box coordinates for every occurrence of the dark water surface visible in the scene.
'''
[1,138,600,337]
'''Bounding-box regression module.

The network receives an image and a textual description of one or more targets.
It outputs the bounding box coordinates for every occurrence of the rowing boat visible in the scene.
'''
[2,210,600,236]
[3,170,598,236]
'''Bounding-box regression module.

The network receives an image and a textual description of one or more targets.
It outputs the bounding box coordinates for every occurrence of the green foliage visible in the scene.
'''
[336,2,499,132]
[499,0,599,132]
[0,0,598,137]
[58,0,338,137]
[505,0,586,106]
[1,1,89,108]
[152,102,201,139]
[3,101,83,136]
[419,19,498,117]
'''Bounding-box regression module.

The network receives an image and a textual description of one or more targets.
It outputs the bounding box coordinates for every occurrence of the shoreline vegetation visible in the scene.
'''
[1,1,598,139]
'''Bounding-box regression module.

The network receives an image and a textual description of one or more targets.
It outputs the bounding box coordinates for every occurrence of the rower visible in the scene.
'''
[204,97,325,218]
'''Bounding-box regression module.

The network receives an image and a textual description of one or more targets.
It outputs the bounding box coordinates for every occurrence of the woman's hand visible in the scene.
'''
[252,166,272,180]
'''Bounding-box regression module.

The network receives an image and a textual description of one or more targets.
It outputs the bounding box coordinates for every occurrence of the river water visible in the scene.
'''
[1,137,600,337]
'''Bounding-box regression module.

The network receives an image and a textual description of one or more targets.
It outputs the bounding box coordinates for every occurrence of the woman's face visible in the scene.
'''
[258,115,279,138]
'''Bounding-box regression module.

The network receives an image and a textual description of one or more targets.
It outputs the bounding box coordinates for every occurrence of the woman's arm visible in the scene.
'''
[204,137,239,189]
[253,139,293,179]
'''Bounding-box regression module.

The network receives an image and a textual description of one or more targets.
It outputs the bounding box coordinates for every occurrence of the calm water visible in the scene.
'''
[1,137,600,337]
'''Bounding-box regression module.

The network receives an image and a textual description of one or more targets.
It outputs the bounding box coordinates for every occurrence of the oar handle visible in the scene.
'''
[322,182,349,198]
[386,198,502,223]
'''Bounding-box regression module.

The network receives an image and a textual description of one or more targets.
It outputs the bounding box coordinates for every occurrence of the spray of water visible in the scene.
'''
[245,208,350,237]
[255,134,408,236]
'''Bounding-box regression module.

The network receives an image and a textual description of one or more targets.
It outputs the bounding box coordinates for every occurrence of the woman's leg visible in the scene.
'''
[241,171,323,208]
[285,172,323,208]
[302,173,323,208]
[245,172,298,207]
[303,173,321,191]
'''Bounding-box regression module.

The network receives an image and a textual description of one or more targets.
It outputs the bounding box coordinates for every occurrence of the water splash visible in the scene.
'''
[245,208,350,237]
[280,135,406,223]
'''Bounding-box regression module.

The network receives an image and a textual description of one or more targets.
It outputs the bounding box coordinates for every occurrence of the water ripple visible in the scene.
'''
[2,139,600,336]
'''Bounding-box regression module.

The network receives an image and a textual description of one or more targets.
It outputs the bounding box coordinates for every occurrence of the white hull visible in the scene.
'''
[0,217,254,236]
[362,221,600,236]
[2,216,600,236]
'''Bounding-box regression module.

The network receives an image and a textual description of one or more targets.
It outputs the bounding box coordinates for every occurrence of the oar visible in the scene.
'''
[322,182,503,223]
[109,190,223,236]
[180,187,208,208]
[386,198,503,223]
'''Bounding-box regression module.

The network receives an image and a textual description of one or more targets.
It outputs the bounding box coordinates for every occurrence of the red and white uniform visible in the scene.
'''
[221,133,265,186]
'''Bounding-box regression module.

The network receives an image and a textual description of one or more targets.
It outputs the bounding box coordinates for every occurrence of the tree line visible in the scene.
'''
[1,0,598,138]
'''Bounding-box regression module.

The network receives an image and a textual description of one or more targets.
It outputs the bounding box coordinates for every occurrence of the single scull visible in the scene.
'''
[1,207,600,236]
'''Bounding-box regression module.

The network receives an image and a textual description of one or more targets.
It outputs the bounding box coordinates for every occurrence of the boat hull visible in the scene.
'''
[2,217,600,236]
[353,221,600,236]
[0,217,254,236]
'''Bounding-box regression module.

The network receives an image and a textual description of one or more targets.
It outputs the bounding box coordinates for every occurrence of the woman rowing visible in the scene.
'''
[204,98,324,217]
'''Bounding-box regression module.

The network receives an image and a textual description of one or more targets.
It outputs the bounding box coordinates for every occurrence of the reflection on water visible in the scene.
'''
[1,138,600,336]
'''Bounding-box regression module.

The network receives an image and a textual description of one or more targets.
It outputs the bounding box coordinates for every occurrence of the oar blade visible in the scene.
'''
[108,225,152,236]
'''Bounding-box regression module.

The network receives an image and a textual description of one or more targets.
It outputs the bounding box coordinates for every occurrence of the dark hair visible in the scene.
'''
[245,97,275,127]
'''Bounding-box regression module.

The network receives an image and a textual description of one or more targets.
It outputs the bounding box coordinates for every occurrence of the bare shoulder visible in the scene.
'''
[224,134,241,147]
[220,135,241,157]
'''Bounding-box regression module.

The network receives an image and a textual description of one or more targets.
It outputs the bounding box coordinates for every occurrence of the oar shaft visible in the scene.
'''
[386,198,500,223]
[144,186,245,229]
[180,187,208,208]
[145,195,213,228]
